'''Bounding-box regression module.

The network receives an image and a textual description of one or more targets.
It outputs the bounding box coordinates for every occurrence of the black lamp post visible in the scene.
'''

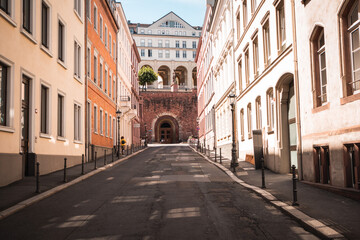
[144,123,147,147]
[196,117,200,150]
[116,110,121,158]
[229,93,238,172]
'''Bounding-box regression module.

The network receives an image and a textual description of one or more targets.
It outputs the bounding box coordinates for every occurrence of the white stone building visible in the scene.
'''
[129,12,201,89]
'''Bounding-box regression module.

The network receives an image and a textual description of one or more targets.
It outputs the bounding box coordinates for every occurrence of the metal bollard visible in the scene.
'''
[112,148,114,162]
[36,162,40,193]
[292,165,299,206]
[104,150,107,165]
[261,157,266,189]
[215,147,217,162]
[63,158,67,183]
[127,145,129,155]
[220,148,222,164]
[81,154,84,175]
[94,152,97,169]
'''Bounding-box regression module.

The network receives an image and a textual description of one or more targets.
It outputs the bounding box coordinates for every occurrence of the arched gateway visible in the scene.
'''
[154,116,179,143]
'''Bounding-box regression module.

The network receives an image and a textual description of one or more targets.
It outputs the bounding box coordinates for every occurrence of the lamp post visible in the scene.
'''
[116,110,121,158]
[196,117,200,150]
[229,93,238,172]
[144,123,147,147]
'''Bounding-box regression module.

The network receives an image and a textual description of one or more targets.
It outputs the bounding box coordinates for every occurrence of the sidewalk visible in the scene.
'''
[195,147,360,240]
[0,147,145,214]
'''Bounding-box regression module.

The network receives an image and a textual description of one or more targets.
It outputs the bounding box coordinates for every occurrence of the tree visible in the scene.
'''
[138,66,158,91]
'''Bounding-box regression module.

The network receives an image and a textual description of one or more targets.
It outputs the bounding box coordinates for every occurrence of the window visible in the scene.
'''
[193,51,196,58]
[311,27,327,107]
[104,67,108,93]
[99,15,103,40]
[93,105,97,133]
[86,0,90,20]
[251,0,258,14]
[41,85,49,134]
[247,103,252,139]
[243,0,248,29]
[182,41,187,48]
[343,143,360,189]
[141,49,145,57]
[158,40,163,47]
[74,41,81,79]
[57,94,64,137]
[105,25,108,48]
[86,47,91,77]
[244,47,250,86]
[140,29,144,34]
[99,109,103,135]
[159,50,163,58]
[99,61,103,88]
[263,20,271,67]
[113,41,116,60]
[253,35,259,77]
[109,72,112,97]
[58,20,65,62]
[113,77,116,101]
[0,61,9,126]
[41,1,50,49]
[74,103,81,141]
[23,0,33,34]
[266,88,275,132]
[148,30,152,34]
[238,58,242,92]
[240,109,244,141]
[0,0,10,15]
[93,54,97,82]
[165,40,170,48]
[109,115,112,138]
[314,146,330,184]
[349,1,360,93]
[176,50,180,58]
[74,0,81,17]
[192,41,197,49]
[165,50,170,58]
[147,49,152,57]
[183,51,187,58]
[148,39,152,47]
[109,34,112,54]
[176,40,179,48]
[276,0,286,52]
[105,112,108,136]
[140,39,145,46]
[93,5,97,31]
[255,97,262,130]
[236,11,241,40]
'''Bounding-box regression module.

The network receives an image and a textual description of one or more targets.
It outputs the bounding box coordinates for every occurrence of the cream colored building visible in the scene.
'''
[0,0,85,186]
[295,0,360,189]
[129,12,201,89]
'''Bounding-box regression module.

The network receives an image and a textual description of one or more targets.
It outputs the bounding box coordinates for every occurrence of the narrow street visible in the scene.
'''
[0,145,317,240]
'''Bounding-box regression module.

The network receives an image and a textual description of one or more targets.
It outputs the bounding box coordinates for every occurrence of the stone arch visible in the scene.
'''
[140,64,153,70]
[175,66,188,86]
[275,73,297,173]
[192,67,197,87]
[154,115,179,143]
[158,65,171,86]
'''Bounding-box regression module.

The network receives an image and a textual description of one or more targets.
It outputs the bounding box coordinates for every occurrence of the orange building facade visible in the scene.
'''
[85,0,118,159]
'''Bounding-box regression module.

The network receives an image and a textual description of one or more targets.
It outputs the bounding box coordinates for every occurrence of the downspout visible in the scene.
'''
[85,2,88,162]
[291,0,303,180]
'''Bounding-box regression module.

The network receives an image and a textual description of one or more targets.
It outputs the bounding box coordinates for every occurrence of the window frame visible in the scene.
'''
[57,92,65,138]
[262,18,271,67]
[41,0,51,50]
[58,17,66,64]
[74,0,81,19]
[74,102,81,142]
[266,88,275,133]
[0,56,14,131]
[93,104,98,134]
[40,83,51,136]
[247,103,252,139]
[73,39,81,81]
[275,0,286,53]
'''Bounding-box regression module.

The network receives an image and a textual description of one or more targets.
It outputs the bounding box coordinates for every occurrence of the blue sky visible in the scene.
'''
[118,0,206,27]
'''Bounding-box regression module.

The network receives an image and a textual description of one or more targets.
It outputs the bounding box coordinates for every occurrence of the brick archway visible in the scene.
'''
[154,115,179,143]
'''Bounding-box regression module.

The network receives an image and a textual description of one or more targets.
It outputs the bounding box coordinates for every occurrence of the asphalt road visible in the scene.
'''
[0,145,318,240]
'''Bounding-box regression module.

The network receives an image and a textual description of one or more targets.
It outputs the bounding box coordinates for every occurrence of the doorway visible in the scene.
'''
[160,122,172,143]
[21,75,30,176]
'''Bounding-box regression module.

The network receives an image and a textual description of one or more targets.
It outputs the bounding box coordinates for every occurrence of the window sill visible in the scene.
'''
[57,136,66,142]
[267,129,274,135]
[0,10,16,27]
[40,45,53,58]
[312,103,330,114]
[74,75,83,84]
[39,133,51,139]
[94,131,98,135]
[0,126,15,133]
[21,28,37,45]
[340,92,360,105]
[74,140,83,144]
[57,59,67,70]
[74,10,83,24]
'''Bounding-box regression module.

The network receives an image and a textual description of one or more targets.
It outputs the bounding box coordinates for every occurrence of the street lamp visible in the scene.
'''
[144,123,147,147]
[196,117,200,150]
[229,93,238,172]
[116,110,121,158]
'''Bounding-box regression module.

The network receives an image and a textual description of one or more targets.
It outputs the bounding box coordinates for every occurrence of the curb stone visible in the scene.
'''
[0,148,147,221]
[190,146,345,240]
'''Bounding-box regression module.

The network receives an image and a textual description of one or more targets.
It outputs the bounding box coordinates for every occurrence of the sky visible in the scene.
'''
[118,0,206,27]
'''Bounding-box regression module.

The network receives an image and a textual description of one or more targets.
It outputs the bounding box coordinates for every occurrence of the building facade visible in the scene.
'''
[129,12,201,90]
[130,42,141,145]
[0,0,85,186]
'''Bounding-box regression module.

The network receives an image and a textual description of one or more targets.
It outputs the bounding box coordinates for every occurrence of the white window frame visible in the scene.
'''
[99,14,103,40]
[57,91,65,139]
[0,0,16,26]
[99,108,103,135]
[99,58,103,89]
[105,111,108,137]
[105,24,108,48]
[0,55,14,132]
[93,104,98,134]
[41,0,51,52]
[93,3,97,32]
[57,15,66,66]
[104,64,108,93]
[74,0,82,19]
[74,101,82,142]
[21,0,37,43]
[74,39,82,81]
[86,42,91,79]
[40,81,51,137]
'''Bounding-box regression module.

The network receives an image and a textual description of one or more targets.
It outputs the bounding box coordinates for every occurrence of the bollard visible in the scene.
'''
[261,157,266,189]
[214,147,217,162]
[127,145,129,155]
[81,154,84,175]
[292,165,299,206]
[220,148,222,164]
[104,150,107,165]
[112,148,114,162]
[36,162,40,193]
[94,151,97,169]
[63,158,67,183]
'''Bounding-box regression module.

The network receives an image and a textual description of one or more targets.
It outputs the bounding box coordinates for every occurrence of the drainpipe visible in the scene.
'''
[291,0,303,180]
[85,2,88,162]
